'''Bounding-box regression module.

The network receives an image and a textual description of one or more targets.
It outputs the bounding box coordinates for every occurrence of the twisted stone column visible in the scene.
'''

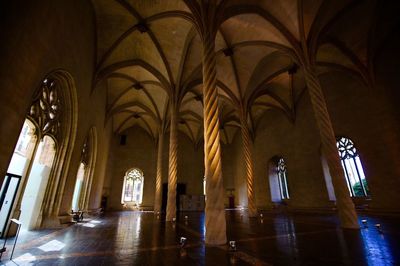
[202,32,227,245]
[154,130,164,213]
[304,66,359,229]
[166,104,178,221]
[239,113,257,217]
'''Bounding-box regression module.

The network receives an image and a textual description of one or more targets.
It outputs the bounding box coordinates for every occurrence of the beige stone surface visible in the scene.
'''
[0,0,399,235]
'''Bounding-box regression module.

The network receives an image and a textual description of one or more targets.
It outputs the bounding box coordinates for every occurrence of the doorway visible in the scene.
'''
[0,119,57,232]
[161,183,186,212]
[1,73,78,233]
[72,163,86,211]
[18,136,56,230]
[0,174,21,237]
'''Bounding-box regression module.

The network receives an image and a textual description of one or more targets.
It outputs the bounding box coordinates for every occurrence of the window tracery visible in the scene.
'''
[336,137,369,197]
[123,168,144,204]
[29,79,62,139]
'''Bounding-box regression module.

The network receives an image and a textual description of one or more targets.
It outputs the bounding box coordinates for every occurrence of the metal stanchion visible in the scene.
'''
[0,218,22,261]
[0,237,6,260]
[9,219,22,260]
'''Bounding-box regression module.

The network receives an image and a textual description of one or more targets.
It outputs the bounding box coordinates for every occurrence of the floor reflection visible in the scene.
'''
[273,216,298,260]
[0,211,398,265]
[359,218,396,265]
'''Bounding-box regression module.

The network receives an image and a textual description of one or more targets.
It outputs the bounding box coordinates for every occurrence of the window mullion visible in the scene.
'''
[353,157,367,197]
[342,160,355,197]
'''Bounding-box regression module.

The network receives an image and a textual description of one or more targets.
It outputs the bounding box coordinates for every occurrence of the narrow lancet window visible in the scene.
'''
[336,137,369,197]
[277,158,290,200]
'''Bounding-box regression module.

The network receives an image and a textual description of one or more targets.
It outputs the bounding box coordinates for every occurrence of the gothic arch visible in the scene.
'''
[121,168,144,206]
[80,127,98,211]
[37,69,78,227]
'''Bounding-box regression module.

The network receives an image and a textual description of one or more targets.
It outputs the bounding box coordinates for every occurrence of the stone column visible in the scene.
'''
[166,103,178,221]
[239,112,258,217]
[202,30,227,245]
[154,129,164,213]
[303,66,359,229]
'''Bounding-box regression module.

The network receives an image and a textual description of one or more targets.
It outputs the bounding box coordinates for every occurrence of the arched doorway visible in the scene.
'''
[72,162,86,212]
[19,135,57,229]
[71,127,97,212]
[0,71,78,234]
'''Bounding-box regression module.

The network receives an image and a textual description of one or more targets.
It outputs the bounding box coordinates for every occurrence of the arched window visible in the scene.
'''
[122,168,144,205]
[268,157,290,202]
[277,158,290,200]
[336,137,369,197]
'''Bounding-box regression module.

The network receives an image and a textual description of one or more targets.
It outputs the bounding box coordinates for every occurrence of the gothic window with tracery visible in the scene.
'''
[336,137,369,197]
[123,168,144,204]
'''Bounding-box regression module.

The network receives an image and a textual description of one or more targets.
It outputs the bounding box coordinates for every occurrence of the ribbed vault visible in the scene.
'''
[92,0,387,143]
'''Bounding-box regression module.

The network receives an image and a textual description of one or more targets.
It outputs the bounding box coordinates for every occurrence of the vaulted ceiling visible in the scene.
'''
[91,0,386,144]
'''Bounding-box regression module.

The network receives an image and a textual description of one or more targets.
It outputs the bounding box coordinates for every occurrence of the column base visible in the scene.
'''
[41,215,67,229]
[248,209,258,218]
[340,220,360,229]
[205,240,227,246]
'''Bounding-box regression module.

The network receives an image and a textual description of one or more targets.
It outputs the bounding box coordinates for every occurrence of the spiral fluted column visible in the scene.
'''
[239,113,258,217]
[304,66,359,229]
[202,32,227,245]
[154,130,164,214]
[166,105,178,221]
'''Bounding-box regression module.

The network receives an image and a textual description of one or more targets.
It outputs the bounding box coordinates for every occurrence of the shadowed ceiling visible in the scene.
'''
[91,0,385,144]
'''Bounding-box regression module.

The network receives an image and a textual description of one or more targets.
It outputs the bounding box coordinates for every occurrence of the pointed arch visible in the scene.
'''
[121,168,144,205]
[80,127,98,211]
[38,70,79,225]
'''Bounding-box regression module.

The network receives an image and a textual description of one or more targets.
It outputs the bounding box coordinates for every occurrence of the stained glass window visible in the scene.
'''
[336,137,369,197]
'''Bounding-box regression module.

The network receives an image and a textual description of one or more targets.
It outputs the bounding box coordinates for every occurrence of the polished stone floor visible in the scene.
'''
[0,210,399,265]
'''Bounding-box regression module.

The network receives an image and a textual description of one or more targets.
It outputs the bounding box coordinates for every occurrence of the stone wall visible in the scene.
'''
[321,70,400,213]
[0,0,110,216]
[228,93,330,211]
[107,127,206,210]
[106,67,400,214]
[227,69,400,214]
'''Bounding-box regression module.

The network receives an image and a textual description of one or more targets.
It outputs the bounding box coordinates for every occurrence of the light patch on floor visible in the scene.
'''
[38,240,66,252]
[11,252,36,263]
[82,223,96,228]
